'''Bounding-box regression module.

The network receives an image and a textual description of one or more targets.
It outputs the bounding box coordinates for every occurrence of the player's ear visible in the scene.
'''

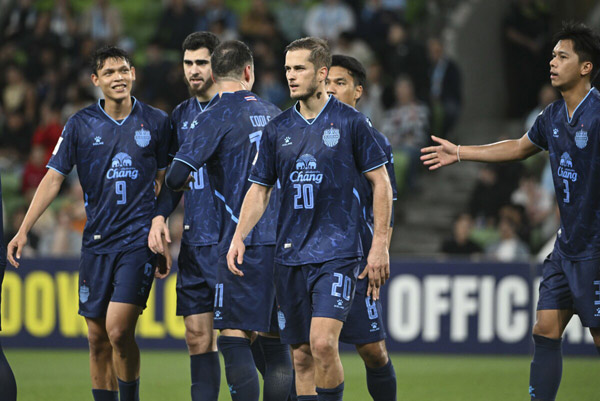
[210,71,215,83]
[130,66,136,81]
[91,73,99,87]
[318,66,328,83]
[355,85,363,102]
[580,61,593,78]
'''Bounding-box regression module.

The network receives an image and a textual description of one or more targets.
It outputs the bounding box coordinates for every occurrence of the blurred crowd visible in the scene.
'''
[0,0,563,262]
[0,0,464,259]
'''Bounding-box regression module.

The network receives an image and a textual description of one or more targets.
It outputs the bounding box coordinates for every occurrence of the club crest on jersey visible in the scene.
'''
[79,284,90,303]
[106,152,139,180]
[323,124,340,147]
[291,154,323,184]
[575,128,588,149]
[135,125,151,147]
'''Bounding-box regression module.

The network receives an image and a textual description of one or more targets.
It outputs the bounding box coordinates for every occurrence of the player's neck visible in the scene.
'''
[195,86,218,103]
[218,79,250,94]
[298,88,329,119]
[102,96,133,120]
[562,81,592,118]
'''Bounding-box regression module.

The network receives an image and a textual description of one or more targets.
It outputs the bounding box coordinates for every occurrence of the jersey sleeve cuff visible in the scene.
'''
[248,176,275,187]
[362,158,388,174]
[173,156,199,172]
[46,165,69,176]
[526,131,547,151]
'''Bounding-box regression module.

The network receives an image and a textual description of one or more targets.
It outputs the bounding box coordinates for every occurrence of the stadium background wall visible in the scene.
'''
[0,258,596,355]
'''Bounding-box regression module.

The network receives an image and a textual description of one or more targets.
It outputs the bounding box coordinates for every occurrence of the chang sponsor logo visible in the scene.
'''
[290,154,323,184]
[106,152,139,180]
[557,152,577,182]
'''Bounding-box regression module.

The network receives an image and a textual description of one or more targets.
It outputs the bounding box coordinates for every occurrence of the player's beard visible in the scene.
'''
[186,76,214,98]
[290,75,320,101]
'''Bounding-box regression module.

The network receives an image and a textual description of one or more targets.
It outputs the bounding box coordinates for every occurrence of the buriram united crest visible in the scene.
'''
[323,123,340,147]
[575,127,588,149]
[135,124,151,148]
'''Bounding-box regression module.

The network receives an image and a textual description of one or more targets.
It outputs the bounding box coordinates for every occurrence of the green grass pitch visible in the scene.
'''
[5,349,597,400]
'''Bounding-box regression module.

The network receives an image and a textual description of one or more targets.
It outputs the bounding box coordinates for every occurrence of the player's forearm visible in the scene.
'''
[371,179,393,250]
[156,185,183,218]
[460,139,534,163]
[155,169,166,195]
[234,183,272,241]
[19,171,64,234]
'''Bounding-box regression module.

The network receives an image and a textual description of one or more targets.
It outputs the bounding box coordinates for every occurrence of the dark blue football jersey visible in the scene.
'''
[527,87,600,260]
[355,128,398,255]
[174,91,281,256]
[249,96,388,265]
[47,97,171,253]
[167,95,220,246]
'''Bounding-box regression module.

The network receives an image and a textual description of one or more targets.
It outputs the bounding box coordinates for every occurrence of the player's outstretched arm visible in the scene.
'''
[420,134,541,170]
[361,165,393,301]
[7,169,65,267]
[154,169,166,197]
[227,183,273,277]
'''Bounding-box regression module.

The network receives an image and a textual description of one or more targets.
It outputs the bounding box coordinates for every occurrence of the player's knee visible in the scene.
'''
[310,336,337,362]
[185,326,214,352]
[356,342,388,368]
[532,321,561,339]
[87,330,111,355]
[107,326,135,351]
[292,345,313,373]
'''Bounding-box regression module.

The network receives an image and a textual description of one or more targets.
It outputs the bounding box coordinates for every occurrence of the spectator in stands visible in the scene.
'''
[331,31,375,69]
[383,21,430,105]
[138,41,174,104]
[256,68,288,108]
[356,61,385,128]
[273,0,307,42]
[21,145,47,203]
[304,0,356,43]
[502,0,551,117]
[2,64,36,121]
[359,0,399,56]
[0,112,33,161]
[427,36,462,139]
[485,210,530,262]
[196,0,237,33]
[511,172,554,228]
[239,0,278,44]
[153,0,197,51]
[524,83,559,131]
[49,0,78,49]
[3,0,38,41]
[441,212,483,256]
[80,0,123,44]
[31,102,63,163]
[381,75,429,190]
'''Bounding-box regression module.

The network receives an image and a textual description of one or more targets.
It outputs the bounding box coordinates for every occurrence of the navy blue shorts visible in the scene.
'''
[78,246,156,318]
[537,253,600,327]
[339,274,387,345]
[213,245,276,332]
[274,258,360,345]
[176,243,218,316]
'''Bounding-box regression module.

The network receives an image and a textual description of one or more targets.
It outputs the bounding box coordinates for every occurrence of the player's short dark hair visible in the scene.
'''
[553,21,600,83]
[91,46,132,75]
[182,31,220,54]
[285,37,331,70]
[331,55,366,88]
[211,40,253,80]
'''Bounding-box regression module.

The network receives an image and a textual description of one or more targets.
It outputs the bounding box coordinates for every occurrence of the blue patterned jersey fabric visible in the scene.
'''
[250,95,388,265]
[174,90,281,256]
[166,95,220,246]
[355,127,398,256]
[527,87,600,260]
[47,97,171,253]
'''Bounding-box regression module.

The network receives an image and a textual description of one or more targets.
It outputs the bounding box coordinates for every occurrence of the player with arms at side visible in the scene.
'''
[165,40,293,401]
[0,175,17,401]
[147,31,223,401]
[421,22,600,401]
[7,47,171,401]
[326,54,398,401]
[229,37,393,401]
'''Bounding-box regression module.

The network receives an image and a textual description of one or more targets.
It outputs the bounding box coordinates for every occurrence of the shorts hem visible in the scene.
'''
[339,334,387,345]
[177,307,214,317]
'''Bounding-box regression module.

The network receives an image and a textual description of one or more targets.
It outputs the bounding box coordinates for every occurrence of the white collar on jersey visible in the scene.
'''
[97,96,138,126]
[293,95,332,125]
[196,92,219,113]
[564,87,594,124]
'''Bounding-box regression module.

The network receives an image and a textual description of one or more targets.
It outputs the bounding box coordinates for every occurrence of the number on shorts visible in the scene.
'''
[214,283,224,308]
[365,297,379,319]
[331,273,352,301]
